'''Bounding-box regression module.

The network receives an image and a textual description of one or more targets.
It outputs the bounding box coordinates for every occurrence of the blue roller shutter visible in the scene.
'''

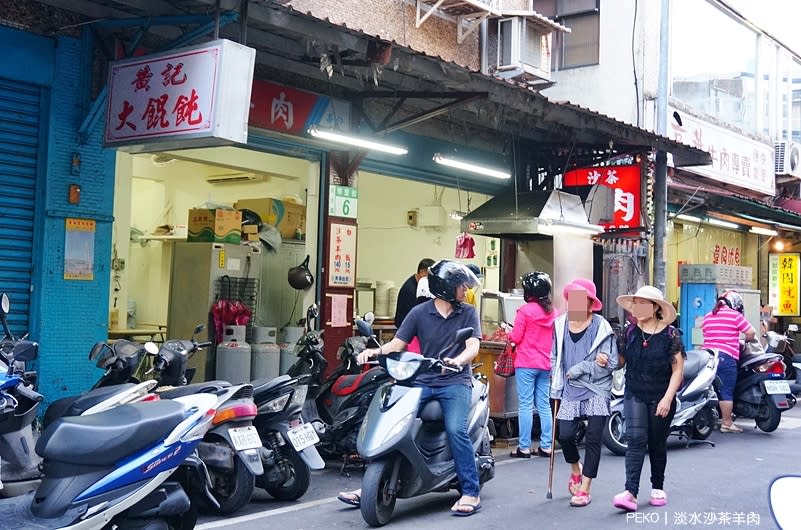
[0,79,40,333]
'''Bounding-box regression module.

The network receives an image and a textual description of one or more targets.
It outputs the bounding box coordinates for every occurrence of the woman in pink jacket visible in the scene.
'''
[509,271,559,458]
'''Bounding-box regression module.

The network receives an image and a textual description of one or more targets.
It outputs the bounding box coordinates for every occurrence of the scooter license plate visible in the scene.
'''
[763,380,791,395]
[287,423,319,451]
[229,426,262,451]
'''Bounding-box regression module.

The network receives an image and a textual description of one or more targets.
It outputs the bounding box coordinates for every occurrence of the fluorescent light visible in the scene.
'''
[672,214,702,223]
[433,153,511,179]
[450,210,466,220]
[750,226,778,236]
[538,219,605,236]
[707,218,739,229]
[307,126,408,155]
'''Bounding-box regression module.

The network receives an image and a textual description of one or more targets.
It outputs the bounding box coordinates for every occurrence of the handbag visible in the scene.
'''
[494,341,516,378]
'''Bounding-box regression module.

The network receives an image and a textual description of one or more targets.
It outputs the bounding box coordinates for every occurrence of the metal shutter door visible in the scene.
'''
[0,79,40,333]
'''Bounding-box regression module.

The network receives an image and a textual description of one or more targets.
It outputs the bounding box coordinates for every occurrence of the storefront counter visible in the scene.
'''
[475,340,518,420]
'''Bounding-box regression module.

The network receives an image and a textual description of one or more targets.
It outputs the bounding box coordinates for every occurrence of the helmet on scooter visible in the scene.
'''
[521,271,552,303]
[718,290,745,314]
[427,260,480,303]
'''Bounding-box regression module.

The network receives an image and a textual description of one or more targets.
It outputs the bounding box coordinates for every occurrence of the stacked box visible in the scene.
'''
[187,208,242,243]
[234,198,306,239]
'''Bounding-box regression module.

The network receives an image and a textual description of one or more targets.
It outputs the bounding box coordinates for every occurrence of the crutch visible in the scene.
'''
[546,399,560,499]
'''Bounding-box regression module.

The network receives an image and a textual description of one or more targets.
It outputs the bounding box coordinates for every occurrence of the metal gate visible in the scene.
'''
[0,78,41,333]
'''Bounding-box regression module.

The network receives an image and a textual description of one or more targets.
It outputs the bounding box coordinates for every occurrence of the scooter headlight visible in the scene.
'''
[259,393,291,413]
[385,358,421,381]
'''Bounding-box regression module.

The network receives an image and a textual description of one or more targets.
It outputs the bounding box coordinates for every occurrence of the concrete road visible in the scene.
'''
[196,406,801,529]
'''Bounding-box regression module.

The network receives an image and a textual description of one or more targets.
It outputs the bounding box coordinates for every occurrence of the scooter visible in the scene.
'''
[728,340,797,432]
[286,307,389,463]
[356,327,495,527]
[603,347,721,456]
[764,326,801,394]
[0,392,219,529]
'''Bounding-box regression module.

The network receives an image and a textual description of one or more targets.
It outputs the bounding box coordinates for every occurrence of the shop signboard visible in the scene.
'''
[667,104,774,196]
[328,222,357,288]
[105,39,255,150]
[329,185,358,219]
[249,80,351,135]
[563,164,640,232]
[769,253,800,316]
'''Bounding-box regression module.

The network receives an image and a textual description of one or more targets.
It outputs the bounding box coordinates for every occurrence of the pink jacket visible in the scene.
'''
[509,301,558,370]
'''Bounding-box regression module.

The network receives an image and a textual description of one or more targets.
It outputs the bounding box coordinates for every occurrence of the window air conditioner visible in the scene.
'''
[205,173,264,184]
[494,16,551,83]
[775,141,801,179]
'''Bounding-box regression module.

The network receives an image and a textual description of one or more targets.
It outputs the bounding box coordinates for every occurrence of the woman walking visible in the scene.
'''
[551,278,618,507]
[508,271,558,458]
[612,286,685,512]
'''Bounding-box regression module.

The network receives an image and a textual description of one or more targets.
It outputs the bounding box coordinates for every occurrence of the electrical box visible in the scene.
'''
[417,206,446,228]
[407,210,418,226]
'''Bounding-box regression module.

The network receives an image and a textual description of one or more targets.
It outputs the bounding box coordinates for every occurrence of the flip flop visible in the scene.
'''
[337,491,360,508]
[451,501,482,517]
[720,423,743,433]
[510,448,531,459]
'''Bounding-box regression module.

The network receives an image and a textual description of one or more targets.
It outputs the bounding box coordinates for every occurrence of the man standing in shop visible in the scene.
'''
[394,258,435,327]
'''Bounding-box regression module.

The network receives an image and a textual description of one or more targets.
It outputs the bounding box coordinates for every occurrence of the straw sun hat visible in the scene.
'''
[616,285,677,323]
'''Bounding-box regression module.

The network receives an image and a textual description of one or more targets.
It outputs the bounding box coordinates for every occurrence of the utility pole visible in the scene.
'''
[653,0,670,293]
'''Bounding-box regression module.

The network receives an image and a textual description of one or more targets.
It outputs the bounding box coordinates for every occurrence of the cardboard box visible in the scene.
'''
[234,198,306,240]
[187,208,241,243]
[242,224,259,234]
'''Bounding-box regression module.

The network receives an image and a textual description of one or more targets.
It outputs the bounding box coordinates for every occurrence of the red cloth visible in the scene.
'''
[407,336,422,353]
[455,233,475,259]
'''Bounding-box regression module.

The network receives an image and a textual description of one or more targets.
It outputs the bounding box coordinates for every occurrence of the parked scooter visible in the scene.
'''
[764,326,801,394]
[727,340,797,432]
[356,327,495,527]
[603,348,721,456]
[0,392,219,529]
[286,306,390,462]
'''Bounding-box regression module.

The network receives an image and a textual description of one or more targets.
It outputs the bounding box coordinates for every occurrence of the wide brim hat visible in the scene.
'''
[562,278,603,312]
[616,285,677,323]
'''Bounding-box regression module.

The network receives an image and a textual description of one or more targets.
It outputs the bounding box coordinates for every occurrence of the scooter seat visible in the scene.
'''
[43,383,138,428]
[332,368,385,396]
[683,350,710,381]
[419,400,444,422]
[36,400,186,465]
[158,380,230,399]
[252,375,293,400]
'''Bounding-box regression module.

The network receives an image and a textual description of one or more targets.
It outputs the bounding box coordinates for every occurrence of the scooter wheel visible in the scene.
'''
[602,411,627,456]
[361,458,398,527]
[755,403,781,432]
[202,454,255,514]
[263,446,311,501]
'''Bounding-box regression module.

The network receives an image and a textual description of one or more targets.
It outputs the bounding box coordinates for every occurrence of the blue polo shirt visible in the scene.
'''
[394,299,481,387]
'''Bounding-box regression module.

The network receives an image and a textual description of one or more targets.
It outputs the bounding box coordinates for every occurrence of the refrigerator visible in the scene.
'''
[257,240,308,331]
[167,242,261,381]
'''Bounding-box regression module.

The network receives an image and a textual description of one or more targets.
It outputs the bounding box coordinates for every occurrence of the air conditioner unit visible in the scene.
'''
[494,16,551,83]
[775,141,801,178]
[205,173,264,184]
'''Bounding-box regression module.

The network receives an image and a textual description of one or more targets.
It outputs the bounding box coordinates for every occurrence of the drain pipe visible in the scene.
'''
[653,0,670,293]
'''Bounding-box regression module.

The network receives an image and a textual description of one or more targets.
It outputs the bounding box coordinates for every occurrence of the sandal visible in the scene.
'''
[337,491,361,508]
[510,448,531,459]
[650,489,667,507]
[568,473,582,496]
[612,490,638,512]
[720,423,743,433]
[570,491,591,507]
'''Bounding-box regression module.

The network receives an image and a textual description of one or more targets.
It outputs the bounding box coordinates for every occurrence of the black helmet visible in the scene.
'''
[718,290,744,314]
[240,208,263,231]
[288,255,314,290]
[427,260,479,303]
[522,271,552,302]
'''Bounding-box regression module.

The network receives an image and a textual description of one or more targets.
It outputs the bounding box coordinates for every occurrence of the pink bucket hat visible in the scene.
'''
[563,278,603,312]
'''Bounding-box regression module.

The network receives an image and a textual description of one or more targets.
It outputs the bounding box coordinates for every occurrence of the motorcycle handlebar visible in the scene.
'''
[15,384,43,403]
[195,341,213,349]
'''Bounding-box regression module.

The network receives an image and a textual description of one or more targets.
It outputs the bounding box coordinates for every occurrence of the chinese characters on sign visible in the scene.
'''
[769,253,800,316]
[249,79,351,136]
[329,185,358,218]
[667,105,774,196]
[711,244,741,265]
[563,165,641,232]
[328,222,356,288]
[105,39,255,148]
[64,218,96,281]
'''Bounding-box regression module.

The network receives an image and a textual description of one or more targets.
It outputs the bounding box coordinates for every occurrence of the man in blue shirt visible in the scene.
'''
[394,258,435,327]
[357,260,483,516]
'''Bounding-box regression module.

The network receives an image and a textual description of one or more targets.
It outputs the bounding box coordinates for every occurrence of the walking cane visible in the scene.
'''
[546,399,560,499]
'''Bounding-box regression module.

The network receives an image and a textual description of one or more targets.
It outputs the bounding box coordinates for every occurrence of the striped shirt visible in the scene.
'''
[701,306,752,359]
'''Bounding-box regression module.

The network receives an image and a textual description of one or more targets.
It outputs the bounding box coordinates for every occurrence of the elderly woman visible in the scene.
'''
[551,278,618,507]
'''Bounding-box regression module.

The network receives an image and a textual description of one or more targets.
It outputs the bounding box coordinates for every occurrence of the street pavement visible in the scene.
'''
[196,406,801,529]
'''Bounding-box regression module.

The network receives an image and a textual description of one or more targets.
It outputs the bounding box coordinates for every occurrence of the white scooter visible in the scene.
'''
[603,347,720,456]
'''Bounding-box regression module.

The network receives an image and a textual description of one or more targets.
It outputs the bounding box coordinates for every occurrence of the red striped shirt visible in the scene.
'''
[701,307,752,359]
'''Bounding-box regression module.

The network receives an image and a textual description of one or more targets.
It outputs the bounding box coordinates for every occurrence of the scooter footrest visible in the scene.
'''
[0,492,83,529]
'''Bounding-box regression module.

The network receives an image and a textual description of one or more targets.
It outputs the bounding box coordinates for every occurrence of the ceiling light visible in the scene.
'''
[433,153,511,179]
[749,226,778,236]
[775,240,786,251]
[538,219,605,236]
[672,214,702,223]
[450,210,466,220]
[307,125,408,155]
[707,218,739,229]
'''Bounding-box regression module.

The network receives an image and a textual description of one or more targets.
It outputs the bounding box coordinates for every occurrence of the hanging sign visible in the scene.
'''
[249,80,351,135]
[564,165,641,232]
[329,185,358,218]
[328,222,357,288]
[769,253,800,316]
[105,39,255,150]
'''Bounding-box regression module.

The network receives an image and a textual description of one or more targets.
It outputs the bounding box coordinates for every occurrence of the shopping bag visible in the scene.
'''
[493,341,516,378]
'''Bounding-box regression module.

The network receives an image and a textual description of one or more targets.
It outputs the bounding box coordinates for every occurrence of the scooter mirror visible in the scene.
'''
[193,323,205,336]
[356,318,374,338]
[769,475,801,529]
[0,293,8,316]
[453,327,474,346]
[89,341,109,361]
[364,312,375,325]
[11,340,38,363]
[789,324,799,333]
[144,342,159,355]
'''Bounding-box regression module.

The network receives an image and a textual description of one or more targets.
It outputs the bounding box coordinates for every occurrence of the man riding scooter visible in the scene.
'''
[339,260,483,517]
